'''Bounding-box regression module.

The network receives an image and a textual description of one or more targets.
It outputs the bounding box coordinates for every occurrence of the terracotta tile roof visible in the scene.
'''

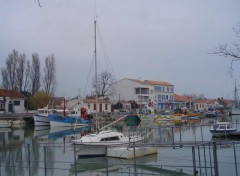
[0,89,25,99]
[193,99,208,103]
[144,80,173,86]
[127,78,173,86]
[174,94,191,102]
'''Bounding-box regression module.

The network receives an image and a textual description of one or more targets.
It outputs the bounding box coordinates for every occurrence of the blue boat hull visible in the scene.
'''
[48,114,92,127]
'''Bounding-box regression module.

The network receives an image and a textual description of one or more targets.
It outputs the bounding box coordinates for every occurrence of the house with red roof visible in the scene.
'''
[0,89,26,114]
[193,99,221,111]
[173,94,192,110]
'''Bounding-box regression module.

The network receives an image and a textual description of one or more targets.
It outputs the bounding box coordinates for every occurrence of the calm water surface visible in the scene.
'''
[1,115,240,176]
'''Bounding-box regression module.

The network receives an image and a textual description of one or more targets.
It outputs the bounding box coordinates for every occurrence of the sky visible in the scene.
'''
[1,0,240,100]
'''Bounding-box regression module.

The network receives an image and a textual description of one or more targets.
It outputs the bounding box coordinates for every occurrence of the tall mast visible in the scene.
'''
[94,19,98,131]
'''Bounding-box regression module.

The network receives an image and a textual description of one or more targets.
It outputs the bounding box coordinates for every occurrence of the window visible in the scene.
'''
[0,100,4,110]
[13,101,20,106]
[100,136,120,141]
[105,104,108,110]
[94,104,96,110]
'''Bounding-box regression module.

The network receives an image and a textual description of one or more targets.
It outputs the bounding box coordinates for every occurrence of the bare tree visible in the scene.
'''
[23,59,31,92]
[30,53,41,95]
[1,68,9,89]
[7,50,19,89]
[92,70,115,98]
[16,53,26,91]
[43,54,56,95]
[212,23,240,76]
[1,49,29,90]
[1,49,19,89]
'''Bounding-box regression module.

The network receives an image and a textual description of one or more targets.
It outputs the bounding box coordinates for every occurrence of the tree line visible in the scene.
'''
[1,49,56,96]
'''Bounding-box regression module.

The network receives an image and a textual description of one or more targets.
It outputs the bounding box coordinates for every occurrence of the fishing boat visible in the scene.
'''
[48,107,93,127]
[33,107,60,126]
[33,106,64,126]
[209,121,237,137]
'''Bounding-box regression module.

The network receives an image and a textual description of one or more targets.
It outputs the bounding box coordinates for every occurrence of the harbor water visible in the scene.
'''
[1,115,240,176]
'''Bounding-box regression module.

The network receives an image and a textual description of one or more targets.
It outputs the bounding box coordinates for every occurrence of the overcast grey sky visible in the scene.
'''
[1,0,240,99]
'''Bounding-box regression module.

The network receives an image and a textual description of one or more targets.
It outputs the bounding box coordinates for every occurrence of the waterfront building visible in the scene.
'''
[173,94,192,110]
[0,89,26,114]
[193,99,221,111]
[67,97,112,114]
[110,78,174,112]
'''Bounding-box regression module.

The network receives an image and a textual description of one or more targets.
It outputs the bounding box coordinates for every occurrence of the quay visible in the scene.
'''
[0,112,35,124]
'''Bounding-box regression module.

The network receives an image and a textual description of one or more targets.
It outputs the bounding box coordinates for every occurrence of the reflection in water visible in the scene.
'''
[0,116,240,176]
[69,154,157,174]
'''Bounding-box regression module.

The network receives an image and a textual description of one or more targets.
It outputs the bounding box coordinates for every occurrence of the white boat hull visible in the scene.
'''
[74,145,157,159]
[33,114,50,126]
[230,107,240,115]
[49,120,88,127]
[108,146,158,159]
[75,145,107,157]
[210,122,237,137]
[210,130,237,137]
[0,121,12,128]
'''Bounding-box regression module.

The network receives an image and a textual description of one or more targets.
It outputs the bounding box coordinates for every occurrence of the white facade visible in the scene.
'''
[0,97,26,114]
[111,78,174,112]
[67,97,112,113]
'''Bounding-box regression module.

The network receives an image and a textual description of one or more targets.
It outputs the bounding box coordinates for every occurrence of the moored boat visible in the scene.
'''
[210,121,237,137]
[205,111,218,117]
[0,120,12,128]
[71,130,143,146]
[125,114,141,124]
[48,107,93,127]
[33,108,63,126]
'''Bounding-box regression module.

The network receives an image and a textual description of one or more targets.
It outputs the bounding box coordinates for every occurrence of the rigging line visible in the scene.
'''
[97,23,121,97]
[96,24,111,70]
[96,20,121,101]
[82,52,95,98]
[96,23,116,78]
[93,0,97,21]
[96,24,120,97]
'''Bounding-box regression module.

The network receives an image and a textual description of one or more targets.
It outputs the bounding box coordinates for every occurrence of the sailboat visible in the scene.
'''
[71,19,145,147]
[229,80,240,116]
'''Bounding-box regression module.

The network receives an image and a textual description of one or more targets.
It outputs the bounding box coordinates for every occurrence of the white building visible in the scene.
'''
[0,89,26,114]
[111,78,174,112]
[67,97,112,113]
